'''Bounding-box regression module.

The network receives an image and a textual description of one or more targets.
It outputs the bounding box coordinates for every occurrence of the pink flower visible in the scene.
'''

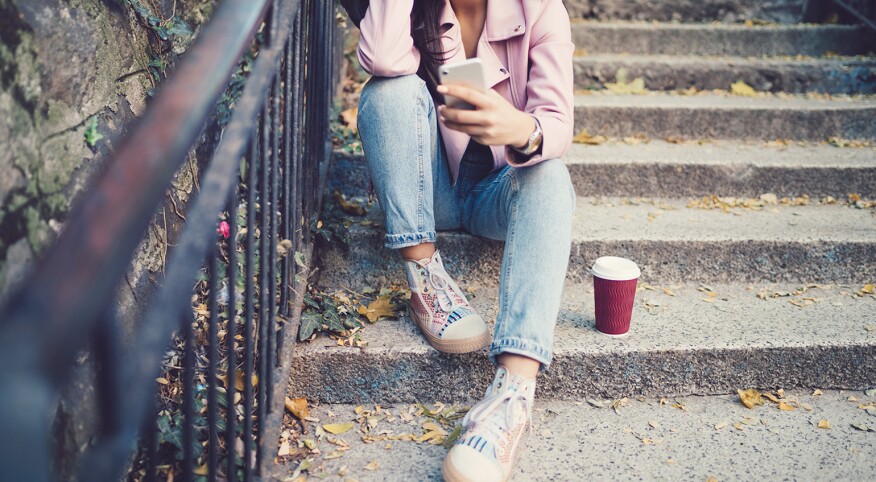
[217,220,230,239]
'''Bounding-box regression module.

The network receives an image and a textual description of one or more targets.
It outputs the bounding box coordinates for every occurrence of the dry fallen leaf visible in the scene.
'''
[813,389,824,396]
[738,389,765,409]
[156,377,170,385]
[817,419,831,429]
[358,295,397,323]
[714,421,728,430]
[573,130,608,145]
[286,397,309,419]
[731,80,757,97]
[605,68,647,94]
[861,284,876,295]
[340,107,358,134]
[364,460,380,471]
[777,401,796,411]
[323,422,355,435]
[333,191,367,216]
[219,369,258,391]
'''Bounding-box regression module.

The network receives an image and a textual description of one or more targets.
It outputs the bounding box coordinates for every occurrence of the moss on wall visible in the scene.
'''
[0,0,214,297]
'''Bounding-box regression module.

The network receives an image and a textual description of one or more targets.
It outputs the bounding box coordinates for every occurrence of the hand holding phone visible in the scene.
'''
[439,58,487,110]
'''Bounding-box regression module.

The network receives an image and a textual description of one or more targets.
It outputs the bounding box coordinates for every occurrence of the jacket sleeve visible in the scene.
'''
[357,0,421,77]
[505,0,575,167]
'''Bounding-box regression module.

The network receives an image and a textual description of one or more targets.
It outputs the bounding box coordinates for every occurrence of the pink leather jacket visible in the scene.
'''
[357,0,574,184]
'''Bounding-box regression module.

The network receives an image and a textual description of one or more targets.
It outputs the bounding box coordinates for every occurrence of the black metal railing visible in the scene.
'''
[0,0,339,480]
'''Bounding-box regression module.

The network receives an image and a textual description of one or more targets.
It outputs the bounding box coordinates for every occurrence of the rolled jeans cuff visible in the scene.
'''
[489,337,553,372]
[384,231,438,249]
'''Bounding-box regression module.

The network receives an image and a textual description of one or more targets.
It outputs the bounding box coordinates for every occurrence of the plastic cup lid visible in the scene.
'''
[591,256,641,281]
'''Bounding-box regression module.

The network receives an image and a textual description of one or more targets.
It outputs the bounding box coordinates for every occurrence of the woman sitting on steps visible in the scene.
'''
[351,0,575,480]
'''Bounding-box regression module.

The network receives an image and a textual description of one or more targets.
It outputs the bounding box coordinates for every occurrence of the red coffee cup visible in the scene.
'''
[591,256,641,337]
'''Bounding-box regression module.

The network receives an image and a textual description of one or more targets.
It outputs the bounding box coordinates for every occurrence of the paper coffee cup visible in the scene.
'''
[591,256,641,337]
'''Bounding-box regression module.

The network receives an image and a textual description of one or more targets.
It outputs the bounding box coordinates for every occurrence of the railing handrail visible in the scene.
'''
[0,1,299,481]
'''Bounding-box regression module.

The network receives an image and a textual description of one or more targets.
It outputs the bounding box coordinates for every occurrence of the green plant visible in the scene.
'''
[84,116,104,148]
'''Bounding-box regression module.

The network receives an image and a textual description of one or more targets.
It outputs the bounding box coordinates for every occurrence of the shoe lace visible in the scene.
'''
[426,262,463,313]
[462,387,532,446]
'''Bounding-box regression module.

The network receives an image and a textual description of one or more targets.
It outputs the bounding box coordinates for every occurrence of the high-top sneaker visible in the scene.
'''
[403,250,490,353]
[442,367,536,482]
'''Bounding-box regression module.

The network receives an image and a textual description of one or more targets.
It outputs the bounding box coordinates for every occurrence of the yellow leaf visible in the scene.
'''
[731,81,757,97]
[817,419,831,429]
[421,422,447,435]
[777,401,796,411]
[333,191,366,216]
[737,389,765,409]
[285,397,309,419]
[364,460,380,471]
[360,296,397,323]
[193,465,208,475]
[861,284,875,295]
[573,130,607,145]
[416,431,444,443]
[762,392,780,403]
[156,377,170,385]
[323,422,355,435]
[605,69,647,94]
[812,389,824,396]
[220,369,258,391]
[340,107,358,134]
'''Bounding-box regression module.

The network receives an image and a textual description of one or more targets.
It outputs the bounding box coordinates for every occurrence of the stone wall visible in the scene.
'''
[0,0,214,302]
[0,1,218,478]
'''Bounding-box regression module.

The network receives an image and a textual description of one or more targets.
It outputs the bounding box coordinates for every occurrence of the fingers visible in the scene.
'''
[438,105,485,125]
[437,84,491,109]
[441,119,488,138]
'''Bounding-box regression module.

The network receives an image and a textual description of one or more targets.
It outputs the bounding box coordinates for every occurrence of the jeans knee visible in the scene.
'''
[513,158,576,216]
[359,74,430,119]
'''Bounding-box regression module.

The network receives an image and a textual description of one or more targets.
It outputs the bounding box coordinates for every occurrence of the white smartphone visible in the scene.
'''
[439,58,487,110]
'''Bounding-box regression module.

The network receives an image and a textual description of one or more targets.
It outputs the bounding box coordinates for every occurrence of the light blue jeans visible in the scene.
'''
[357,75,575,369]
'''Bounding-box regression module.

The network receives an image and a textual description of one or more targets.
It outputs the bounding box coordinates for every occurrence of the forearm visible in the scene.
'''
[357,0,421,76]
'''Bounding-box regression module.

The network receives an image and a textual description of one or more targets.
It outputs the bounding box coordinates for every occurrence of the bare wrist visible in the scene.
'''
[513,114,536,148]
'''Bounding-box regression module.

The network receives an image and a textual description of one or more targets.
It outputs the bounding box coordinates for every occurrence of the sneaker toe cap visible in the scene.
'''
[444,444,503,482]
[441,311,488,341]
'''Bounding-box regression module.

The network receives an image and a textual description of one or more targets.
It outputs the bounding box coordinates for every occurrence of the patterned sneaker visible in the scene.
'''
[403,250,490,353]
[442,367,536,482]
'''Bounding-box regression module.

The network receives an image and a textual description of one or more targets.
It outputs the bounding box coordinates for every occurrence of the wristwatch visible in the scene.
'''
[512,117,543,156]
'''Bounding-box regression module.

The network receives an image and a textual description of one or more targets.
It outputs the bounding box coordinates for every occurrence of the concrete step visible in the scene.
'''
[272,390,876,481]
[573,93,876,140]
[329,142,876,200]
[572,21,872,57]
[574,54,876,94]
[288,282,876,403]
[565,0,808,24]
[316,198,876,290]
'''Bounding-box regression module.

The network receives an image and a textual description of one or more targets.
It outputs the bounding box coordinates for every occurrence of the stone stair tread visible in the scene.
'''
[573,53,876,94]
[574,92,876,110]
[282,391,876,481]
[564,141,876,169]
[577,53,876,65]
[318,199,875,286]
[288,282,876,402]
[347,197,876,244]
[572,93,876,140]
[330,143,876,199]
[299,282,875,357]
[571,21,871,56]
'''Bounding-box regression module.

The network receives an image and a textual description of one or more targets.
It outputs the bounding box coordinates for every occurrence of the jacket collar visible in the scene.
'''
[439,0,527,41]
